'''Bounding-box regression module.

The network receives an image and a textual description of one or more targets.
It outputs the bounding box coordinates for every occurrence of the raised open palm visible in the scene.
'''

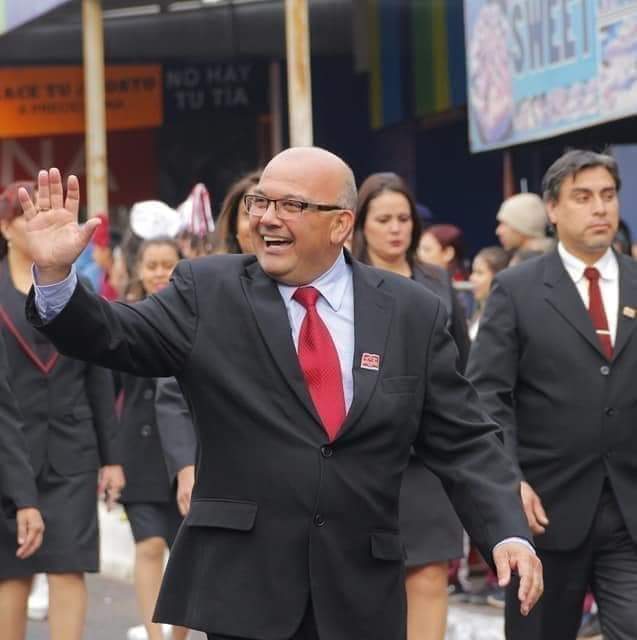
[18,168,101,281]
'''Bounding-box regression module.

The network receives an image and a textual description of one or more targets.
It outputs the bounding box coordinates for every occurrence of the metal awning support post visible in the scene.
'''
[284,0,313,147]
[82,0,108,217]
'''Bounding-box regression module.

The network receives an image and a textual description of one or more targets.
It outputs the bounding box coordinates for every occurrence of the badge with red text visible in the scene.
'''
[360,352,381,371]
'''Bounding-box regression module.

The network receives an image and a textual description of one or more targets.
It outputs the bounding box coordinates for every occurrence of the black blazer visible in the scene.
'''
[0,333,37,512]
[467,250,637,551]
[0,263,118,476]
[28,253,528,640]
[155,377,197,484]
[116,375,172,503]
[412,261,470,371]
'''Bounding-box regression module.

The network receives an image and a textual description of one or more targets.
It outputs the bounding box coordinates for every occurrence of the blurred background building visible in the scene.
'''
[0,0,636,252]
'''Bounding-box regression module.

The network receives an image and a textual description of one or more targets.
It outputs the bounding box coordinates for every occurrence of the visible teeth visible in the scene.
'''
[263,236,289,242]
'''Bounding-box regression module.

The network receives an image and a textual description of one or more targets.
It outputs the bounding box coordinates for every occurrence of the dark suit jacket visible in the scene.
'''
[28,253,528,640]
[412,261,470,371]
[116,375,172,503]
[0,333,37,513]
[0,262,118,476]
[467,250,637,551]
[155,377,197,484]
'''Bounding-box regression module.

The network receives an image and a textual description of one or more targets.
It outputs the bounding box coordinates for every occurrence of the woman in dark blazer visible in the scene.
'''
[352,172,469,640]
[0,182,123,640]
[115,236,188,640]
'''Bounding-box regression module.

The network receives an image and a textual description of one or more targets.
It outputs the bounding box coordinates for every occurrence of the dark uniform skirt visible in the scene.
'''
[400,455,463,568]
[124,494,183,549]
[0,463,99,579]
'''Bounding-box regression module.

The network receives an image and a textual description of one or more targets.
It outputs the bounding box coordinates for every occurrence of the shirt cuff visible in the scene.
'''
[493,537,535,554]
[32,265,78,323]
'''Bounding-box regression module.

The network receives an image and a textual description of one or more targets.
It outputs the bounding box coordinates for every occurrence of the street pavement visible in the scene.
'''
[26,503,506,639]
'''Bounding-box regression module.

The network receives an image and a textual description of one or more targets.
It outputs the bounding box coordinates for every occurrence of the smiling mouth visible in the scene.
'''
[263,235,293,248]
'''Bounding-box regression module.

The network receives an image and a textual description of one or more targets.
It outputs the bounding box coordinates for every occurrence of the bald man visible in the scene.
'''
[21,148,541,640]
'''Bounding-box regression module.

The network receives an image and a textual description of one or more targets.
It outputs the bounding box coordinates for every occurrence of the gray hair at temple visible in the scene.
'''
[541,149,621,204]
[339,166,358,211]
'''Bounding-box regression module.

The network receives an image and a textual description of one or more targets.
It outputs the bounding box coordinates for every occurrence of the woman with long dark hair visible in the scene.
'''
[211,170,261,255]
[352,172,469,640]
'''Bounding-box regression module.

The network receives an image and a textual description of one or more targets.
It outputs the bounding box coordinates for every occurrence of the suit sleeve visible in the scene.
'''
[0,335,38,510]
[466,278,521,469]
[26,260,199,378]
[415,299,529,566]
[155,377,198,483]
[86,364,120,466]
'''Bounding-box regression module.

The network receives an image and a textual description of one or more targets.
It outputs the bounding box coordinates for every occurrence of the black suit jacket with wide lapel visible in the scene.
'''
[28,252,528,640]
[468,249,637,551]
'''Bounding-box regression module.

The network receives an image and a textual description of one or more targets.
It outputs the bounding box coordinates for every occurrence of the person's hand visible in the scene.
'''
[98,465,126,511]
[520,481,549,535]
[176,465,195,516]
[493,541,543,616]
[18,168,101,284]
[15,507,45,559]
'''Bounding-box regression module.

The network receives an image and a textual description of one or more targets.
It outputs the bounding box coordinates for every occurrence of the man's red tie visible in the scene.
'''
[584,267,613,360]
[293,287,346,441]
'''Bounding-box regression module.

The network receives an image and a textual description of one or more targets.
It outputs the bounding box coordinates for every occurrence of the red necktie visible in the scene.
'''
[293,287,346,441]
[584,267,613,360]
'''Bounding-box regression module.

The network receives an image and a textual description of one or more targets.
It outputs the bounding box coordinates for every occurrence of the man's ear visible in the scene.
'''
[545,199,558,226]
[331,210,355,245]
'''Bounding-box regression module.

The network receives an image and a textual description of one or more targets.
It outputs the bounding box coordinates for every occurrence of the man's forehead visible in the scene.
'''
[258,165,339,200]
[566,167,616,189]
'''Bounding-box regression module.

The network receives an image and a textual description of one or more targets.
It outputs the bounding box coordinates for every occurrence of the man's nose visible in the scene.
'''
[259,200,282,225]
[592,195,608,216]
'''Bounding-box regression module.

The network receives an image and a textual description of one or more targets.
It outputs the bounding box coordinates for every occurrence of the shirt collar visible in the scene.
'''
[277,251,350,312]
[558,242,618,283]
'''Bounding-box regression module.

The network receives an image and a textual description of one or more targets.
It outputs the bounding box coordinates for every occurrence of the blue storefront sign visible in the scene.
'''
[465,0,637,152]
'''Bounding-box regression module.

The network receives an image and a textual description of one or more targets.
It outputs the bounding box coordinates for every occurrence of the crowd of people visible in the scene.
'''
[0,145,634,640]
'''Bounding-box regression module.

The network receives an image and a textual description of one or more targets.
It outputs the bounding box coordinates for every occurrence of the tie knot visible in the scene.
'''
[584,266,601,282]
[293,286,320,309]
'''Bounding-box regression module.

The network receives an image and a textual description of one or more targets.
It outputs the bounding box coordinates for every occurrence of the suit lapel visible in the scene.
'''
[612,255,637,362]
[338,261,393,437]
[543,251,606,359]
[240,262,322,427]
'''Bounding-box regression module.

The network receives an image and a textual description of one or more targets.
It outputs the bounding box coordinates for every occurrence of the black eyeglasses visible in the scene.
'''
[243,194,344,220]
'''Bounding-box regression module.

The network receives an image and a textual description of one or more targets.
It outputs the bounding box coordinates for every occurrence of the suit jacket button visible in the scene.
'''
[313,514,326,527]
[605,407,616,417]
[600,365,610,376]
[320,445,333,458]
[143,389,154,400]
[140,424,152,437]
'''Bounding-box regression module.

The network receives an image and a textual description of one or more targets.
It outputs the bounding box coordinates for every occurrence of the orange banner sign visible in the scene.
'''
[0,65,163,138]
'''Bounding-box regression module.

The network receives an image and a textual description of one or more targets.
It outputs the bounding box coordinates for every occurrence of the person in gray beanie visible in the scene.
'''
[496,193,548,252]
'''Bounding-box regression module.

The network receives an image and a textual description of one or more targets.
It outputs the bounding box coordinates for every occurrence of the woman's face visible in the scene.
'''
[363,191,413,263]
[1,213,31,260]
[417,231,453,269]
[469,255,494,303]
[138,243,180,295]
[235,198,254,254]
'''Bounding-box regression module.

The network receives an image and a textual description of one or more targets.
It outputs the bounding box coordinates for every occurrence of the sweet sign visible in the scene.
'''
[464,0,637,151]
